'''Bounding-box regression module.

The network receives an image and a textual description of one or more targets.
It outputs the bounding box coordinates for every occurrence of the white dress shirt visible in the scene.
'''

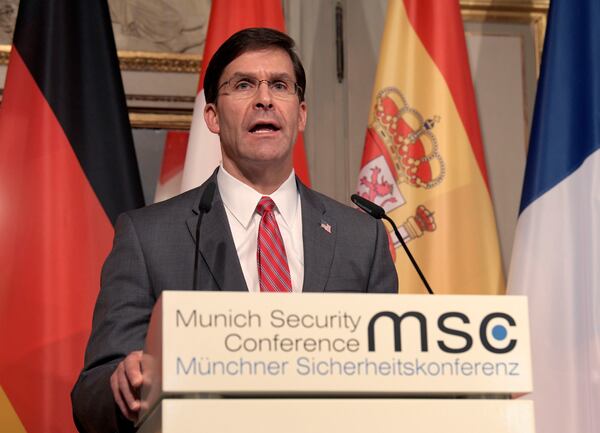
[217,166,304,292]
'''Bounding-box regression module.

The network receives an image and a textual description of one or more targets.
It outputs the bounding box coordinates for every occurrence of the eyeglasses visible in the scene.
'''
[218,76,302,100]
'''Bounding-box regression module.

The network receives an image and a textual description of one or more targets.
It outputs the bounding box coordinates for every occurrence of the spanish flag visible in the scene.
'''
[0,0,144,431]
[357,0,504,294]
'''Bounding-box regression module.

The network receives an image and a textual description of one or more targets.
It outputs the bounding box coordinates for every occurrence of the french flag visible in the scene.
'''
[507,1,600,432]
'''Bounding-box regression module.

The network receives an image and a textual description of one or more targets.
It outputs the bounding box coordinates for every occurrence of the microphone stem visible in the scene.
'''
[382,214,434,295]
[193,212,206,291]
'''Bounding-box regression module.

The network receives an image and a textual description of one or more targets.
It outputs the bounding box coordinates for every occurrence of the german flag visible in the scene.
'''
[0,1,144,432]
[357,0,504,294]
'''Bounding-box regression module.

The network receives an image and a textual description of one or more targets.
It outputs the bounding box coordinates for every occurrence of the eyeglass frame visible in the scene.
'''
[217,75,304,100]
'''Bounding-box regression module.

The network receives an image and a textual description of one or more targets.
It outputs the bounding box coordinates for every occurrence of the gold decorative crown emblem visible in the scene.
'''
[372,87,445,189]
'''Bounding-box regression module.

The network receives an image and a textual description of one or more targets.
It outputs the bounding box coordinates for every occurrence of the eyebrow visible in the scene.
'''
[224,71,295,82]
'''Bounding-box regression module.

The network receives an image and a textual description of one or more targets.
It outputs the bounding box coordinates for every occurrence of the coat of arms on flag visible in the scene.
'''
[357,87,441,247]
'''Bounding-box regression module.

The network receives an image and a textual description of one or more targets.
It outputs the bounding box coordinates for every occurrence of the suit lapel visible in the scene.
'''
[185,174,248,292]
[298,181,336,292]
[184,173,334,293]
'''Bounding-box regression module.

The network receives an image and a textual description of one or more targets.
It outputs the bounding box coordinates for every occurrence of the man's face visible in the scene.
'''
[204,48,307,175]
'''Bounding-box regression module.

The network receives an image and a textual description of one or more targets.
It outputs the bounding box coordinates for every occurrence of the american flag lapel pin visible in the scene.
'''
[320,220,332,234]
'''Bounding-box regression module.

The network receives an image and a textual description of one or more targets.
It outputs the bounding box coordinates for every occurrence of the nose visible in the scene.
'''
[254,81,273,109]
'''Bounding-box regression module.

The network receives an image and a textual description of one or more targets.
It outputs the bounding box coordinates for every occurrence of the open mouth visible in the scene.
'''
[249,122,281,133]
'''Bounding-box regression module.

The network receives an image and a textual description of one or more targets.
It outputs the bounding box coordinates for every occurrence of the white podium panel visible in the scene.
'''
[138,399,535,433]
[141,291,532,418]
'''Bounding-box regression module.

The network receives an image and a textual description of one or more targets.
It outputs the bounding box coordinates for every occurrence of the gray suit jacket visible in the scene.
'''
[71,171,397,433]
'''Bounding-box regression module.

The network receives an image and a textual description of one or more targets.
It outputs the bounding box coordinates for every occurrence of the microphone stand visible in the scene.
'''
[193,183,216,291]
[351,194,434,295]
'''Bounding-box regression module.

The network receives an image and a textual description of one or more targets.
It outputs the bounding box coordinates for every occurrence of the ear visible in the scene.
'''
[204,103,220,133]
[297,101,307,132]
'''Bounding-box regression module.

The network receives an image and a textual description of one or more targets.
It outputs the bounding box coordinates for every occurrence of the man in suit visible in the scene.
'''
[71,28,397,432]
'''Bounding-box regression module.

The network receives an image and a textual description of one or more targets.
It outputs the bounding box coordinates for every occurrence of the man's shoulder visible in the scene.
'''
[300,185,377,227]
[120,183,207,227]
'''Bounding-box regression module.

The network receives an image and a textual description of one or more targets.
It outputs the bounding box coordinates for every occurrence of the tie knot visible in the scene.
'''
[256,196,276,215]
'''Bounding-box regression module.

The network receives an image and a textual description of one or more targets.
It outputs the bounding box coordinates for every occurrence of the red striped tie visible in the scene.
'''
[256,196,292,292]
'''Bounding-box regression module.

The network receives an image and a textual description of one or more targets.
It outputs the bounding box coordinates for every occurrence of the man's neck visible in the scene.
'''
[222,160,293,195]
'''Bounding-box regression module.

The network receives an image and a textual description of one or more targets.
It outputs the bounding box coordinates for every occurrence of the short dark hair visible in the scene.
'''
[203,27,306,104]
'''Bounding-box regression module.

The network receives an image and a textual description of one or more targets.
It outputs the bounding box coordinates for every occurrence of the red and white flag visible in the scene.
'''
[154,131,189,202]
[155,0,310,202]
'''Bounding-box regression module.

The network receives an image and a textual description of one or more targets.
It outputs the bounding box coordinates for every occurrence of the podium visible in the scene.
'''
[137,292,535,432]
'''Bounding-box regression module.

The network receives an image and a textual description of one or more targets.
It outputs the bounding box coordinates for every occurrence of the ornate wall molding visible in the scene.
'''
[117,51,201,73]
[461,0,549,75]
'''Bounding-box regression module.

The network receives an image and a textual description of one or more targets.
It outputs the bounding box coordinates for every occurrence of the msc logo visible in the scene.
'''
[367,311,517,354]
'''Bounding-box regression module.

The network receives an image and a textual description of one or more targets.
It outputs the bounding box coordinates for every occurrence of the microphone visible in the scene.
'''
[193,182,216,291]
[351,194,434,295]
[351,194,385,219]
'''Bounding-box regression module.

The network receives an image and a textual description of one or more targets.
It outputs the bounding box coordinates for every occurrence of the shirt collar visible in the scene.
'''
[217,165,298,229]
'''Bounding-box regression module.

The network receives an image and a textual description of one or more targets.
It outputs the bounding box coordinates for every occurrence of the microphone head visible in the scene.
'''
[350,194,385,219]
[199,182,216,213]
